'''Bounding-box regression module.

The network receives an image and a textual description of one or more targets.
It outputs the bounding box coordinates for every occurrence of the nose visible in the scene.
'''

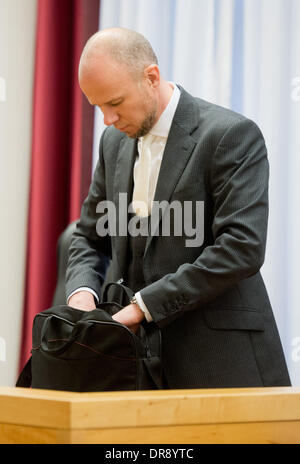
[102,107,119,126]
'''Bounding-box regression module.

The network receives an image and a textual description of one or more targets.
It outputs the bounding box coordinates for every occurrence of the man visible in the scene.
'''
[66,27,291,389]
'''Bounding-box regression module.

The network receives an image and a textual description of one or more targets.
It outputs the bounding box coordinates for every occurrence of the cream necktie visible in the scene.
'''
[132,134,154,217]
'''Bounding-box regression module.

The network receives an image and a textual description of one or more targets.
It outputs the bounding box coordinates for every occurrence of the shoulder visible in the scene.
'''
[177,86,264,143]
[199,98,262,136]
[195,97,261,138]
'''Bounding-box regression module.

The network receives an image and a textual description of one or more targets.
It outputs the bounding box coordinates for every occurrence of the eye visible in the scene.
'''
[110,100,123,107]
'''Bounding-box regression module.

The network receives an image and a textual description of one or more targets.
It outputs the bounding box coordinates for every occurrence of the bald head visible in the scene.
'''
[78,28,173,139]
[79,27,158,80]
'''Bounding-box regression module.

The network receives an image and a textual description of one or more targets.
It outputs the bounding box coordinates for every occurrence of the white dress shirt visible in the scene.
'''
[68,83,181,323]
[132,83,181,217]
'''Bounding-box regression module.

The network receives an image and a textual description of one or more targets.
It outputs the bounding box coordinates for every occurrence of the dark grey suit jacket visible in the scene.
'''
[66,86,291,389]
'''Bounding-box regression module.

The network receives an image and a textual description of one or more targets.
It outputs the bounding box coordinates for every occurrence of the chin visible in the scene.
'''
[126,128,140,139]
[123,129,136,138]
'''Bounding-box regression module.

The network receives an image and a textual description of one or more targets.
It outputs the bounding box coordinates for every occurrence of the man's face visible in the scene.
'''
[79,56,158,138]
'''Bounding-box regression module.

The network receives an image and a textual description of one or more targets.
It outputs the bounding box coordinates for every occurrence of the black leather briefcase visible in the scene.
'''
[16,283,163,392]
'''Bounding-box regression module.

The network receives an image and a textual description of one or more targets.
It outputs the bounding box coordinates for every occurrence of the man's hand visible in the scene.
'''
[67,293,145,332]
[68,290,96,312]
[112,303,145,333]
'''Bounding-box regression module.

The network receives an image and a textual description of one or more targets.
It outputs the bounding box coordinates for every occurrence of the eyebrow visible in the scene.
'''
[91,96,123,106]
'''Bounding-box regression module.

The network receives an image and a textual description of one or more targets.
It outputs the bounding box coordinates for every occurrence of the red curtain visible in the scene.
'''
[19,0,100,371]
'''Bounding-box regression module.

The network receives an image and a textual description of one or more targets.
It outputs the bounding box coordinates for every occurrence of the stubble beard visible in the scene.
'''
[129,98,158,139]
[133,110,157,138]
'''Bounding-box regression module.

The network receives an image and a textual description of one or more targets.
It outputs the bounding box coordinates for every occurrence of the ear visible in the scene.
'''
[144,64,160,88]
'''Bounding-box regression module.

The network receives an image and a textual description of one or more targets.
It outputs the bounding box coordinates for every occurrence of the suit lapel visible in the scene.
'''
[152,124,196,204]
[113,136,137,278]
[145,88,198,254]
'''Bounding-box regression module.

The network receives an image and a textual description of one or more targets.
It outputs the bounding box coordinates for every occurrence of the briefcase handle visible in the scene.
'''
[101,281,134,304]
[40,315,89,357]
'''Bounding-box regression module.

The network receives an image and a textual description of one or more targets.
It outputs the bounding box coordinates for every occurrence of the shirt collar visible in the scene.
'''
[143,83,181,139]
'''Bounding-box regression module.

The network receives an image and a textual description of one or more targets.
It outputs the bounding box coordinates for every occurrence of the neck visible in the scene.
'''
[155,80,174,122]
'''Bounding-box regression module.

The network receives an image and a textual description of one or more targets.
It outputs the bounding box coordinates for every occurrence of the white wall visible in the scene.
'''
[0,0,37,385]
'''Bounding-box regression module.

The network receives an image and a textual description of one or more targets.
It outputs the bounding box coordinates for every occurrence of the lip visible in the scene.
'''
[117,125,128,132]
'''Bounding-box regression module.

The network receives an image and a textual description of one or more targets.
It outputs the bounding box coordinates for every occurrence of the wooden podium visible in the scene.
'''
[0,386,299,444]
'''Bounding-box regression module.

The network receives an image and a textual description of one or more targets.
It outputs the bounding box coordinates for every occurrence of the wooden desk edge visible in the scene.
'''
[0,386,299,430]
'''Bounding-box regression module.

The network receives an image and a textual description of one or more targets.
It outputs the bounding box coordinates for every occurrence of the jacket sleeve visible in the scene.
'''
[65,129,111,301]
[139,118,270,328]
